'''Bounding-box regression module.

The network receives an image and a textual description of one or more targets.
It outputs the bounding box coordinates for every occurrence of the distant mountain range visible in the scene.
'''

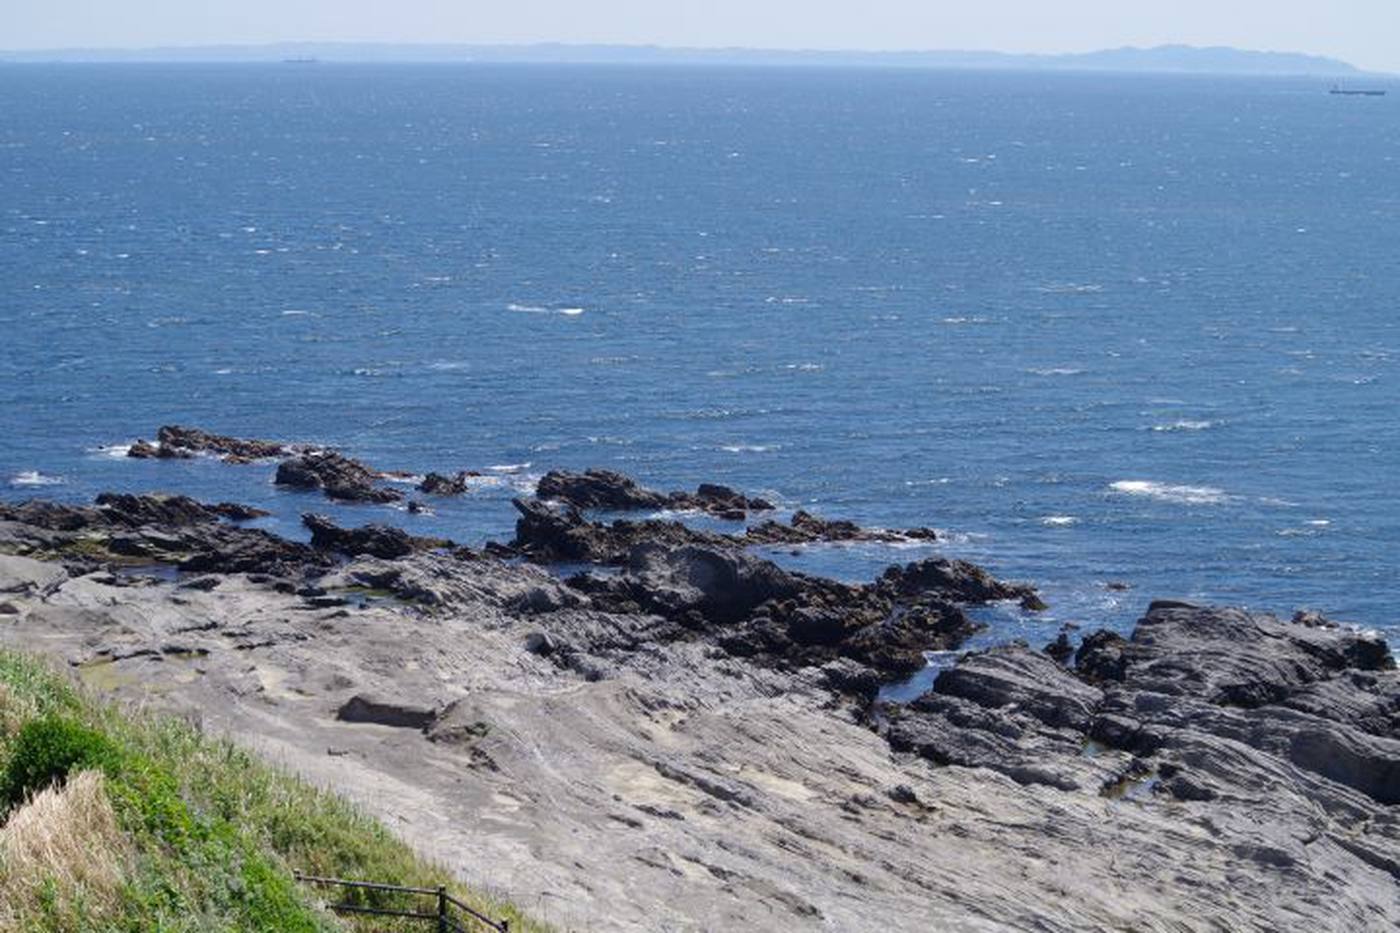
[0,42,1370,76]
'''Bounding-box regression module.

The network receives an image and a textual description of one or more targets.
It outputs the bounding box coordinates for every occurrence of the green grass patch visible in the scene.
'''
[0,650,547,932]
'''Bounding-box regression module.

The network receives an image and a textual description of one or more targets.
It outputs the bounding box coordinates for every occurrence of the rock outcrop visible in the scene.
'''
[303,514,449,560]
[128,424,295,463]
[884,601,1400,824]
[510,497,948,564]
[535,469,775,519]
[419,471,472,496]
[275,451,402,503]
[0,494,322,577]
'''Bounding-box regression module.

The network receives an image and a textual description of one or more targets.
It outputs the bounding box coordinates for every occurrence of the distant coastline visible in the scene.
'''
[0,41,1377,77]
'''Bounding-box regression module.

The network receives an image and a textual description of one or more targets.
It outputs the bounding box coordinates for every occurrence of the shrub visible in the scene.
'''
[1,716,121,809]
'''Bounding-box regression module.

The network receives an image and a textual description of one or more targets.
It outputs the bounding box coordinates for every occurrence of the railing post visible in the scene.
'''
[437,886,448,933]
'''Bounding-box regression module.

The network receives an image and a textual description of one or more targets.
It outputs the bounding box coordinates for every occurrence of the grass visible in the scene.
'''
[0,650,547,932]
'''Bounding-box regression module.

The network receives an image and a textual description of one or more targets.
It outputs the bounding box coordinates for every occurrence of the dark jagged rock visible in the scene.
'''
[0,495,321,577]
[419,471,470,496]
[175,528,323,577]
[1095,602,1392,707]
[881,557,1041,607]
[302,514,447,560]
[510,498,726,564]
[1045,631,1075,663]
[206,502,272,521]
[671,482,776,518]
[536,469,670,511]
[127,438,192,459]
[511,495,949,568]
[94,492,225,528]
[882,603,1400,814]
[623,544,805,625]
[4,494,269,533]
[535,469,777,519]
[567,541,988,681]
[155,424,293,462]
[275,451,402,504]
[1074,630,1131,683]
[743,510,935,546]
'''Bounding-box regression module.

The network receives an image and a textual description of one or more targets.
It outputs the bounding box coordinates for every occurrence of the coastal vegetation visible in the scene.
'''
[0,649,543,932]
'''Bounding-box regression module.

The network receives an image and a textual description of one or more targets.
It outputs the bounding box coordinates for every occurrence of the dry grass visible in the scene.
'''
[0,769,130,928]
[0,682,40,743]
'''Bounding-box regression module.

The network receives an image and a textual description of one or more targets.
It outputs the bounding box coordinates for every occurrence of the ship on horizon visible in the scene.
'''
[1330,83,1386,96]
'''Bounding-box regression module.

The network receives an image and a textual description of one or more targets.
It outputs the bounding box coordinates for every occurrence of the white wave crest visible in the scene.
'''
[1110,480,1228,505]
[9,470,65,487]
[507,303,585,316]
[1152,420,1215,433]
[1040,515,1079,526]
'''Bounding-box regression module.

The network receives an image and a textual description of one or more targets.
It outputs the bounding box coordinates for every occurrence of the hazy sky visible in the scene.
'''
[6,0,1399,72]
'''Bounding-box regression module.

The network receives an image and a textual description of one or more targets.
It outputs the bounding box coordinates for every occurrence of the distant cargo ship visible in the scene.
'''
[282,57,320,65]
[1330,84,1386,96]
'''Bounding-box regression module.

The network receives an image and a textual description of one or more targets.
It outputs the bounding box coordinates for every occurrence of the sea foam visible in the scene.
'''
[1110,480,1229,505]
[9,470,64,487]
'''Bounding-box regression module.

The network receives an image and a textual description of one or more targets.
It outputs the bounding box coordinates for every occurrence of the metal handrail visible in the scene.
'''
[295,871,510,932]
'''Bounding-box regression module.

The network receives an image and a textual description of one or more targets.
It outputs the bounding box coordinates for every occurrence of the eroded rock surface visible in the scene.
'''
[0,494,322,577]
[1,500,1397,932]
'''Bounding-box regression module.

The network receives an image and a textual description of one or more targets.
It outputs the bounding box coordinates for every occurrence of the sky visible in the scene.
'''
[4,0,1399,72]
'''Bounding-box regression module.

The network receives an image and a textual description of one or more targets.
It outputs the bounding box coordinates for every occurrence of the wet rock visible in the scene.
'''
[275,451,402,503]
[127,438,194,459]
[155,424,293,461]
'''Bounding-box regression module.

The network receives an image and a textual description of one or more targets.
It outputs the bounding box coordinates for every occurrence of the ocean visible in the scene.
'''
[3,63,1397,651]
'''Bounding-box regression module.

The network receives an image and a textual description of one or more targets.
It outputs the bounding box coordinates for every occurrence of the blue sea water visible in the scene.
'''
[2,63,1397,646]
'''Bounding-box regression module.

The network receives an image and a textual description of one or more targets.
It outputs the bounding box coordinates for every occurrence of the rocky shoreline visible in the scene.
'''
[1,441,1397,929]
